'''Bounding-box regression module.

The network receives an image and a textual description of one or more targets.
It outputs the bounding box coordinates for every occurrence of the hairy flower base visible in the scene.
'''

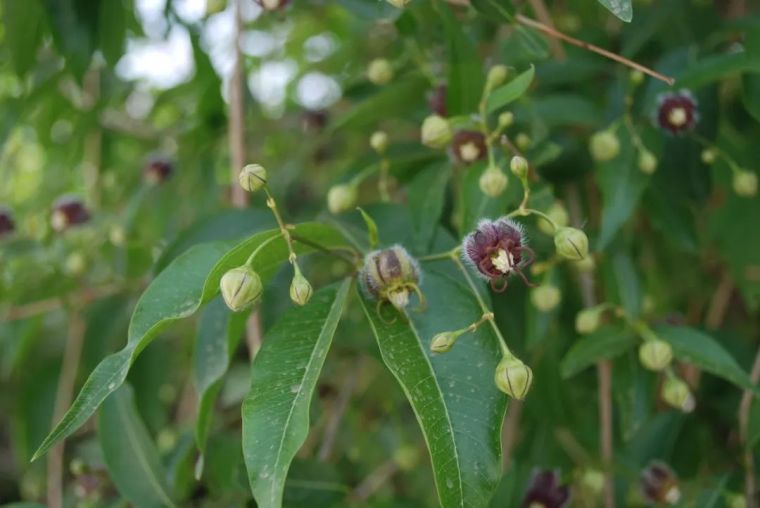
[360,245,425,321]
[655,90,698,135]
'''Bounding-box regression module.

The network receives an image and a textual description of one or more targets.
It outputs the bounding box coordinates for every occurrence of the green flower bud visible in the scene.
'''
[629,70,645,85]
[486,64,508,90]
[662,375,695,413]
[638,339,673,371]
[479,166,509,198]
[239,164,267,192]
[430,330,461,353]
[589,130,620,162]
[370,130,388,154]
[109,225,126,246]
[64,252,86,277]
[509,155,529,179]
[220,266,263,312]
[367,58,393,85]
[327,184,358,214]
[360,245,424,312]
[498,111,514,128]
[386,0,411,7]
[393,446,419,471]
[571,255,595,273]
[515,133,531,151]
[538,201,569,235]
[289,264,313,306]
[554,227,589,260]
[494,354,533,400]
[421,115,452,149]
[638,149,658,174]
[700,148,716,165]
[580,469,605,497]
[733,170,758,197]
[69,458,86,476]
[530,284,561,312]
[727,494,747,508]
[575,306,605,334]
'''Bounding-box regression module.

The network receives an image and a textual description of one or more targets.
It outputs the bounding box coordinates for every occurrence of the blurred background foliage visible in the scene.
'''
[0,0,759,506]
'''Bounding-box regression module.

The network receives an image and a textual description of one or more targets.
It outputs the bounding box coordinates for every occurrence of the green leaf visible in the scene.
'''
[356,207,379,249]
[193,298,246,476]
[242,279,351,508]
[655,326,757,392]
[486,66,535,114]
[469,0,514,22]
[561,327,636,378]
[42,0,100,78]
[676,52,760,90]
[98,0,127,67]
[743,72,760,123]
[2,0,44,76]
[359,270,507,508]
[596,0,632,22]
[408,163,452,253]
[98,384,176,508]
[439,3,484,116]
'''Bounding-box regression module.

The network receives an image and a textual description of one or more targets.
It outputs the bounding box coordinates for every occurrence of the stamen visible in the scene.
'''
[491,249,514,274]
[668,107,687,126]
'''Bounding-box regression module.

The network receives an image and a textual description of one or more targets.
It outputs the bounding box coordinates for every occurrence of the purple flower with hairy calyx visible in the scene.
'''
[51,195,90,232]
[522,469,571,508]
[462,218,535,292]
[640,461,680,505]
[0,207,15,237]
[655,90,698,135]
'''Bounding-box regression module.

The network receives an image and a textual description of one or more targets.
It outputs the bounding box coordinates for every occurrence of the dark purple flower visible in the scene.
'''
[655,90,698,135]
[144,157,174,184]
[522,469,570,508]
[0,207,15,238]
[462,218,534,292]
[51,196,90,232]
[640,461,681,505]
[428,85,448,117]
[301,109,329,132]
[452,130,487,164]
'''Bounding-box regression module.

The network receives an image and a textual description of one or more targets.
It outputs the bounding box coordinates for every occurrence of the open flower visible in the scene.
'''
[452,130,487,164]
[655,90,698,135]
[522,469,571,508]
[462,218,534,291]
[0,207,15,238]
[640,461,681,505]
[51,196,91,232]
[360,245,424,316]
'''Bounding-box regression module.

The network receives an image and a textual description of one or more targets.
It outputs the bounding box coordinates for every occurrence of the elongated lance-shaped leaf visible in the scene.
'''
[359,270,507,508]
[98,384,176,508]
[242,279,351,508]
[32,223,353,461]
[486,65,535,113]
[193,297,247,477]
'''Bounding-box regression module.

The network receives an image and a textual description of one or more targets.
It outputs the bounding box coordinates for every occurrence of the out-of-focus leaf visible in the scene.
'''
[335,0,402,20]
[356,207,379,249]
[283,459,348,507]
[656,326,757,392]
[242,280,350,508]
[486,66,534,113]
[42,0,100,77]
[521,94,601,128]
[676,52,760,90]
[605,251,642,318]
[439,4,484,116]
[359,270,507,508]
[469,0,514,21]
[408,162,452,253]
[743,73,760,123]
[98,384,176,508]
[98,0,127,67]
[2,0,44,76]
[561,327,636,378]
[596,0,632,22]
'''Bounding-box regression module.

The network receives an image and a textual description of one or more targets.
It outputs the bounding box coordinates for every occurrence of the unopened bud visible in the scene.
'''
[581,469,605,497]
[421,115,452,149]
[479,166,508,198]
[386,0,411,7]
[575,306,605,334]
[638,149,658,174]
[589,130,620,162]
[69,459,86,476]
[0,207,15,238]
[733,170,758,197]
[537,202,569,235]
[289,264,313,306]
[486,64,508,90]
[554,227,589,260]
[220,266,263,312]
[360,245,423,311]
[530,284,561,312]
[509,155,528,179]
[494,354,533,400]
[662,375,695,413]
[327,184,358,214]
[638,339,673,371]
[239,164,267,192]
[64,252,86,277]
[515,132,531,151]
[700,149,716,164]
[370,131,389,154]
[430,331,461,353]
[498,111,514,128]
[367,58,393,85]
[393,445,419,470]
[629,70,645,85]
[640,461,681,505]
[109,225,126,246]
[727,494,747,508]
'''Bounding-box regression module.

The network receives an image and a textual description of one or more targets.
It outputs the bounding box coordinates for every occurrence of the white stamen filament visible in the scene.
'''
[491,249,514,274]
[460,142,480,162]
[668,107,687,126]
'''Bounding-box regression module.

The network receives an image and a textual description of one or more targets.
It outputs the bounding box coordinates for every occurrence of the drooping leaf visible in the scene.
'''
[561,327,637,379]
[596,0,632,22]
[98,0,127,67]
[242,279,351,508]
[486,66,535,114]
[98,384,176,508]
[2,0,45,76]
[676,52,760,90]
[438,3,484,116]
[408,162,452,253]
[359,270,507,508]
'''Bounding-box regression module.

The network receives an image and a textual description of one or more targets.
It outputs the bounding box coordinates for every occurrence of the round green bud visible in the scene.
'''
[581,469,605,497]
[700,148,716,165]
[370,130,389,154]
[239,164,267,192]
[109,225,126,247]
[367,58,393,85]
[509,155,529,179]
[498,111,514,128]
[479,166,509,198]
[69,459,86,476]
[662,375,695,413]
[494,354,533,400]
[727,494,747,508]
[575,306,604,334]
[638,149,658,174]
[733,170,758,197]
[538,201,569,235]
[638,339,673,371]
[515,133,531,151]
[430,331,460,353]
[589,130,620,162]
[530,284,561,312]
[486,64,509,90]
[386,0,412,7]
[554,227,589,260]
[629,70,645,85]
[289,265,313,306]
[393,446,419,470]
[327,184,358,215]
[421,115,453,149]
[64,252,86,277]
[220,266,263,312]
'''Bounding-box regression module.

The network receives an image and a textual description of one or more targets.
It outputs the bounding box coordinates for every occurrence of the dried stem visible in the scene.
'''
[526,0,565,59]
[3,285,122,322]
[739,345,760,508]
[351,459,399,502]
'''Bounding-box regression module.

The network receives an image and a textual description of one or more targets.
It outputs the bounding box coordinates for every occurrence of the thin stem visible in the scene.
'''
[349,163,380,187]
[245,232,284,267]
[291,234,360,267]
[264,187,297,264]
[692,133,742,174]
[418,247,460,262]
[378,158,391,202]
[515,14,675,86]
[739,345,760,508]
